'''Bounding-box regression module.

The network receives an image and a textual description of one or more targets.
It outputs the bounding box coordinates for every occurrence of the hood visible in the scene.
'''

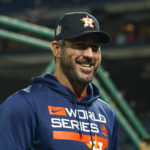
[32,73,100,105]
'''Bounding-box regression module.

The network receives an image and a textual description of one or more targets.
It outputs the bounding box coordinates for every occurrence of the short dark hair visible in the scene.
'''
[57,39,65,48]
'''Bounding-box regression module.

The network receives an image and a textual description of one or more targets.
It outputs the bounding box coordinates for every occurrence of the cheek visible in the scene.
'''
[61,49,72,62]
[68,53,76,63]
[69,51,81,63]
[95,54,101,63]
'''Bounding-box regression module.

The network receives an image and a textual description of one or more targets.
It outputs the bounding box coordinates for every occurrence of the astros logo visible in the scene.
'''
[80,15,95,29]
[86,134,103,150]
[86,134,107,150]
[100,124,108,137]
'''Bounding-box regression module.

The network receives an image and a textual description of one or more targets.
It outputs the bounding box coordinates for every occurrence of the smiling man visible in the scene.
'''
[0,12,119,150]
[51,33,101,97]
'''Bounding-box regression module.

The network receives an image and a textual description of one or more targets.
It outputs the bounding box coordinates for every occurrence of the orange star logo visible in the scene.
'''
[80,15,94,29]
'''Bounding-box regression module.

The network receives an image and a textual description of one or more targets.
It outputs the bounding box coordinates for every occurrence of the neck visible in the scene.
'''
[70,82,88,98]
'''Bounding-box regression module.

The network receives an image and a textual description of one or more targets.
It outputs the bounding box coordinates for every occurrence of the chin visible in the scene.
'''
[74,70,95,84]
[78,75,93,84]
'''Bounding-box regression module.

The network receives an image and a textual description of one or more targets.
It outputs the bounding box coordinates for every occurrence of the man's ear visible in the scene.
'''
[50,41,61,58]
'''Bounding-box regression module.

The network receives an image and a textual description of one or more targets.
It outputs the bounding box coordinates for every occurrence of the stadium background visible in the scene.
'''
[0,0,150,149]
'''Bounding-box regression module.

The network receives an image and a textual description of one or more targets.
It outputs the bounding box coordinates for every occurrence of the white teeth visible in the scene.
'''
[81,64,90,67]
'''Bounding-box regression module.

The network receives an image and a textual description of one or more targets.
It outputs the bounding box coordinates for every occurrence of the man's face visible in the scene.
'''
[59,34,101,84]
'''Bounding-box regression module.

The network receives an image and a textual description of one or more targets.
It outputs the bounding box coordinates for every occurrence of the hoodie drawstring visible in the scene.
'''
[85,104,94,150]
[73,98,83,139]
[73,97,94,150]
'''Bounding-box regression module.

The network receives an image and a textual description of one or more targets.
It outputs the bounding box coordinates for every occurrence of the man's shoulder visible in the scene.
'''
[17,82,50,97]
[1,85,39,110]
[1,82,53,111]
[94,98,115,114]
[95,98,110,107]
[0,90,34,120]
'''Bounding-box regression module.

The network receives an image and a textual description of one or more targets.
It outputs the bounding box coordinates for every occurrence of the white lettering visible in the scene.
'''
[87,111,106,123]
[66,108,77,117]
[70,120,79,130]
[51,118,62,128]
[88,111,94,120]
[65,108,106,123]
[81,122,90,132]
[51,118,99,133]
[61,119,72,129]
[78,110,88,119]
[90,123,99,133]
[98,114,106,123]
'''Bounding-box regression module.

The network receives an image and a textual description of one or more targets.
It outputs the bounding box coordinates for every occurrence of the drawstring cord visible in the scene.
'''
[73,97,94,150]
[73,97,83,139]
[85,104,94,150]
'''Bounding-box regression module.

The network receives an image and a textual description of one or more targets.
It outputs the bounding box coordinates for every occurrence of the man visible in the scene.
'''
[140,136,150,150]
[0,12,119,150]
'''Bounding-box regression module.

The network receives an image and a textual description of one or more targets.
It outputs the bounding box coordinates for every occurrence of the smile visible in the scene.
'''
[77,63,94,74]
[81,64,91,67]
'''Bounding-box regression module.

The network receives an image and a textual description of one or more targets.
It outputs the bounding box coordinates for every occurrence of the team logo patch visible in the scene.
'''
[100,124,108,137]
[56,25,62,36]
[80,15,95,29]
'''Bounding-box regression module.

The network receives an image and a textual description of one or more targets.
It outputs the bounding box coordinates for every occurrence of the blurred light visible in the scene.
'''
[147,27,150,33]
[126,24,135,32]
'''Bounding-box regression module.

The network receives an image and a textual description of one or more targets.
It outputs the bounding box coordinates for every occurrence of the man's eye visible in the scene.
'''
[72,43,100,51]
[91,45,99,52]
[76,44,87,50]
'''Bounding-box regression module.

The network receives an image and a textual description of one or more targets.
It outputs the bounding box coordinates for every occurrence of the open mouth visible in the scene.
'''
[76,62,93,69]
[75,61,95,75]
[77,63,94,73]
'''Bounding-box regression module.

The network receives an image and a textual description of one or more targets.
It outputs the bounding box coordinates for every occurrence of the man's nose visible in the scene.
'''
[83,47,94,58]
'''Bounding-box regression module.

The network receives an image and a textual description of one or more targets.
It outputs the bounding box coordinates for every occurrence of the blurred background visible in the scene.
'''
[0,0,150,149]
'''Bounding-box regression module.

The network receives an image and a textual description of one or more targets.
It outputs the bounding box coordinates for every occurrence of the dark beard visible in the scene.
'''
[60,53,82,85]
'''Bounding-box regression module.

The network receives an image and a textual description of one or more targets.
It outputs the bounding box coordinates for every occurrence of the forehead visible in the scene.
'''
[66,33,100,43]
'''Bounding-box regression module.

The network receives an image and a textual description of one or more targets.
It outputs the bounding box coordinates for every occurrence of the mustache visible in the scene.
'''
[75,57,95,65]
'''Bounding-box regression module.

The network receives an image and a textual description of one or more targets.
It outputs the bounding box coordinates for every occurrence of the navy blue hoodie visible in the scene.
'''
[0,74,119,150]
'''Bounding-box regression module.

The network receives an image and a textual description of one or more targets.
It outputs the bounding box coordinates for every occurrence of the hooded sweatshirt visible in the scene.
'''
[0,73,119,150]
